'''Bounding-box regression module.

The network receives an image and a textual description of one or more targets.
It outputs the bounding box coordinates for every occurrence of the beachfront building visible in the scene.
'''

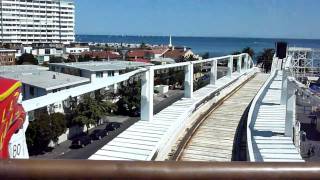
[163,47,196,62]
[15,46,64,64]
[0,48,16,65]
[0,65,89,113]
[0,0,75,44]
[49,61,152,81]
[49,61,153,92]
[64,46,89,55]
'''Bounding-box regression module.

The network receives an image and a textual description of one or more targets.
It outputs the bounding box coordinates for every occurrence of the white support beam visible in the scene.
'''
[285,81,295,137]
[237,55,242,73]
[140,67,154,121]
[227,55,233,77]
[184,63,193,98]
[113,71,120,93]
[210,60,217,85]
[244,54,249,71]
[281,70,288,105]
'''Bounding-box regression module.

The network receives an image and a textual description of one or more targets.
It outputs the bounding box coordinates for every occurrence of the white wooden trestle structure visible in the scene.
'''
[180,73,269,161]
[89,54,255,160]
[247,55,304,162]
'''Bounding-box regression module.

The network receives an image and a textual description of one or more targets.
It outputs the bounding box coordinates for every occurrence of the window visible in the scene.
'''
[96,72,103,78]
[108,71,114,77]
[30,86,35,96]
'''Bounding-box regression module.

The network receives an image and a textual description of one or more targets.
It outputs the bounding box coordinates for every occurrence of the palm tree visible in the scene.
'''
[257,48,275,73]
[242,47,255,58]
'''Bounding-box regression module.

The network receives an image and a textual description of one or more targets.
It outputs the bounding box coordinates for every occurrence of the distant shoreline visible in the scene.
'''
[76,34,320,41]
[76,35,320,58]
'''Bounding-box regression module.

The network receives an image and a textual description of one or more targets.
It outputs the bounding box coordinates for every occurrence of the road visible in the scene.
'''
[58,118,138,159]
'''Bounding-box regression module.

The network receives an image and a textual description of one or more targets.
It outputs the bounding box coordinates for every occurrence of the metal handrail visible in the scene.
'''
[0,160,319,179]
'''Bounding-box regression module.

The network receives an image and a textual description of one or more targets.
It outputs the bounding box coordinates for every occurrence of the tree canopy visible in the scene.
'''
[116,81,141,116]
[202,52,210,59]
[256,48,275,73]
[26,111,66,155]
[49,56,64,63]
[16,53,38,65]
[242,47,255,58]
[72,94,103,132]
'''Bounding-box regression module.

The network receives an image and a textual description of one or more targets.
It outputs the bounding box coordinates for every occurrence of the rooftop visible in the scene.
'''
[0,70,89,91]
[49,61,153,72]
[0,65,49,73]
[163,49,191,60]
[81,51,121,59]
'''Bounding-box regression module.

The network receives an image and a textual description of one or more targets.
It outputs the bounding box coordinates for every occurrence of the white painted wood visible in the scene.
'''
[184,63,193,98]
[89,65,256,161]
[180,73,268,162]
[140,67,154,121]
[247,68,304,162]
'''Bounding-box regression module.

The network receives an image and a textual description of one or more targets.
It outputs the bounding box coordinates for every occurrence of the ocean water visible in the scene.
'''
[76,35,320,57]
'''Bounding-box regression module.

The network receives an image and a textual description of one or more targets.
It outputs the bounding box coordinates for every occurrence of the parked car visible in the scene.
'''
[105,122,121,132]
[90,129,107,140]
[71,134,92,148]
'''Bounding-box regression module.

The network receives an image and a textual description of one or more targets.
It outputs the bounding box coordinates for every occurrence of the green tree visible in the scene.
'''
[202,52,210,59]
[49,56,64,63]
[116,81,141,116]
[72,95,104,133]
[16,53,38,65]
[94,90,118,114]
[26,112,67,155]
[78,54,91,62]
[50,113,67,143]
[26,112,51,154]
[67,54,77,62]
[140,42,147,49]
[242,47,255,58]
[257,48,275,73]
[168,69,184,87]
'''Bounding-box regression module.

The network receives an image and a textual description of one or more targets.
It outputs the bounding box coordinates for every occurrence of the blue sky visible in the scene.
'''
[76,0,320,39]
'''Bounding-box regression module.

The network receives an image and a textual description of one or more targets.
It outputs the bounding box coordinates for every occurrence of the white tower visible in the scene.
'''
[169,35,173,48]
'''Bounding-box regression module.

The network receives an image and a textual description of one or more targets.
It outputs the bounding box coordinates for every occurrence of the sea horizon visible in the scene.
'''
[76,34,320,41]
[76,34,320,58]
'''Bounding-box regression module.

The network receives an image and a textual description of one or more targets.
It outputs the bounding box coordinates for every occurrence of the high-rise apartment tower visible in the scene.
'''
[0,0,75,44]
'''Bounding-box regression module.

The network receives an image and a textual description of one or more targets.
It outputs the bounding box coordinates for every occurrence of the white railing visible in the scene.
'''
[21,53,253,121]
[246,69,278,161]
[135,53,251,121]
[13,53,254,159]
[22,68,147,112]
[247,54,295,161]
[248,48,320,161]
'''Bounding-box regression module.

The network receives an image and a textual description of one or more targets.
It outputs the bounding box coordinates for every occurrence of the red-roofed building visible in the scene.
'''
[149,47,169,58]
[126,47,169,61]
[81,51,121,60]
[163,48,195,62]
[127,50,147,59]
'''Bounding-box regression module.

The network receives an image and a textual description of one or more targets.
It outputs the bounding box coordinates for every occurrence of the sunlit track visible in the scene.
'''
[178,73,269,161]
